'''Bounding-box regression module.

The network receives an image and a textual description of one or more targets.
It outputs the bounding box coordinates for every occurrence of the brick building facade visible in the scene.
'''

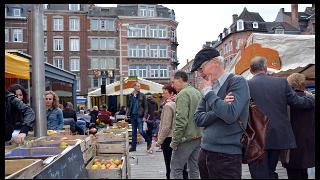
[5,4,179,98]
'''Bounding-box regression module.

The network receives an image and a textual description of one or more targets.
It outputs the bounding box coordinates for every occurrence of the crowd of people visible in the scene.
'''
[4,47,315,179]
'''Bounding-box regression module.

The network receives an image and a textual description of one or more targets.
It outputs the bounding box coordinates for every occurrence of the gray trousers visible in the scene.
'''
[170,138,201,179]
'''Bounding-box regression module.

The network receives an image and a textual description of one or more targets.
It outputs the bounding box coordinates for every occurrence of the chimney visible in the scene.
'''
[232,14,238,23]
[280,8,285,12]
[291,4,299,29]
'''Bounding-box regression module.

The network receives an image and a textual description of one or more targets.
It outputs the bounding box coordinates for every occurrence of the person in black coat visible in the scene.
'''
[283,73,315,179]
[89,106,99,124]
[5,90,35,144]
[247,57,315,179]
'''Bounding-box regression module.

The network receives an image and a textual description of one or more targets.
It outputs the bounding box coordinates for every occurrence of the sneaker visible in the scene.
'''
[129,146,136,152]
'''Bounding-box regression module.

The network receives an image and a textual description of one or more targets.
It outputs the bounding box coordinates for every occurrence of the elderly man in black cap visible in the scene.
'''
[192,47,250,179]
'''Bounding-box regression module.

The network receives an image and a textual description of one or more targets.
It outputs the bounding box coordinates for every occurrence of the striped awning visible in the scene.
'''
[5,51,30,79]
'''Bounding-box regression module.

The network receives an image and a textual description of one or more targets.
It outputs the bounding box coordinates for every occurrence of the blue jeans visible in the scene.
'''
[75,120,86,135]
[131,114,151,147]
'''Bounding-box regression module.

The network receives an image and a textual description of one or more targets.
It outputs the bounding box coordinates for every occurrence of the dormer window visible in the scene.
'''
[228,28,231,34]
[69,4,80,11]
[237,19,244,31]
[43,4,48,9]
[275,28,284,34]
[138,5,156,17]
[253,22,258,29]
[13,8,21,17]
[222,32,225,39]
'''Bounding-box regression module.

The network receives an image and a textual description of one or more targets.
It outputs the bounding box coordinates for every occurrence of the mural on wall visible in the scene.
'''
[235,43,281,75]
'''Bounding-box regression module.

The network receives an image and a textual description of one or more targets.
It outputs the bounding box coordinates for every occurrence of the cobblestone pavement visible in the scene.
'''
[129,141,288,179]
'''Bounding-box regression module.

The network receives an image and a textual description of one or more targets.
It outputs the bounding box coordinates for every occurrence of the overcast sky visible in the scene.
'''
[96,4,312,69]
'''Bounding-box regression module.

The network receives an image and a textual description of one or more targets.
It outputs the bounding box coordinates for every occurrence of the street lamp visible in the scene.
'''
[119,23,129,107]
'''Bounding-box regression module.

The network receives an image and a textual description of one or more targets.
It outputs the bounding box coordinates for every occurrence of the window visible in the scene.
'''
[171,29,176,41]
[44,57,47,63]
[70,58,80,71]
[159,65,168,78]
[5,29,9,42]
[106,19,114,31]
[224,44,227,53]
[253,22,258,29]
[229,40,232,52]
[44,37,47,51]
[53,18,63,31]
[90,19,99,30]
[228,28,231,34]
[13,8,21,17]
[43,4,48,9]
[90,38,99,50]
[138,65,147,78]
[69,4,80,11]
[91,57,99,69]
[43,16,47,31]
[158,25,167,38]
[53,38,63,51]
[128,65,147,78]
[149,45,158,58]
[150,65,159,78]
[128,44,147,57]
[237,19,244,31]
[90,57,116,70]
[128,24,147,37]
[76,77,80,91]
[53,57,64,69]
[139,5,155,17]
[69,18,80,31]
[129,65,138,76]
[275,28,284,34]
[100,20,106,30]
[92,77,101,88]
[12,29,23,42]
[236,38,241,50]
[92,38,115,50]
[70,38,80,51]
[159,45,167,58]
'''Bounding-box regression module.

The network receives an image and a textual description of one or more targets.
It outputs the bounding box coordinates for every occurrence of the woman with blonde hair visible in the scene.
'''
[284,73,315,179]
[45,91,64,130]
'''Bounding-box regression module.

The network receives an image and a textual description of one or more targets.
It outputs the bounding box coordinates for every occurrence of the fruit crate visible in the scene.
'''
[95,129,129,155]
[83,146,94,165]
[5,159,44,179]
[45,135,93,150]
[86,155,126,179]
[22,139,84,152]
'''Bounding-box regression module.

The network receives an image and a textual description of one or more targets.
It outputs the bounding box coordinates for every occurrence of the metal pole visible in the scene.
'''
[32,4,47,137]
[119,24,123,107]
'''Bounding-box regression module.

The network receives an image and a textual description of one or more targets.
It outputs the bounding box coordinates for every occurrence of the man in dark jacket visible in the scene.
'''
[247,56,315,179]
[126,82,151,152]
[5,90,35,144]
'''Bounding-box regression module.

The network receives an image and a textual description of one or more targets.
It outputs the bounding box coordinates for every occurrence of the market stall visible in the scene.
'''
[226,33,315,85]
[87,77,164,110]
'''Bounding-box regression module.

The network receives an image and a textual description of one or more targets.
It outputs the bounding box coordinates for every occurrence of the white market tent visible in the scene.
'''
[226,33,315,83]
[88,77,164,97]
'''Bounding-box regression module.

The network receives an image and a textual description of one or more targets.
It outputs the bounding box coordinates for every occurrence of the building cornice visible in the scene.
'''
[118,16,178,25]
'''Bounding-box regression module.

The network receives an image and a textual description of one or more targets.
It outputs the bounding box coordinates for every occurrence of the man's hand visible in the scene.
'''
[224,92,235,104]
[14,133,26,144]
[198,78,212,92]
[304,90,314,97]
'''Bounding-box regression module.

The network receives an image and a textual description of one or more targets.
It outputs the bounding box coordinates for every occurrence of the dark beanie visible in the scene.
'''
[191,47,220,72]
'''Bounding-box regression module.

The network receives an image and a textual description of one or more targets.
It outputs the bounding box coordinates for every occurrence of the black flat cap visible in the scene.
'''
[191,47,220,72]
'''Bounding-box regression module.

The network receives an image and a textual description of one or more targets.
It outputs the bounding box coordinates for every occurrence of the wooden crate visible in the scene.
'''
[5,147,65,159]
[45,135,93,150]
[97,153,131,179]
[83,146,94,165]
[86,155,126,179]
[22,139,83,150]
[5,159,43,179]
[95,129,129,154]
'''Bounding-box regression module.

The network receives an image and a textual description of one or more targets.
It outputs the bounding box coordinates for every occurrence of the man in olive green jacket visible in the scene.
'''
[170,71,202,179]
